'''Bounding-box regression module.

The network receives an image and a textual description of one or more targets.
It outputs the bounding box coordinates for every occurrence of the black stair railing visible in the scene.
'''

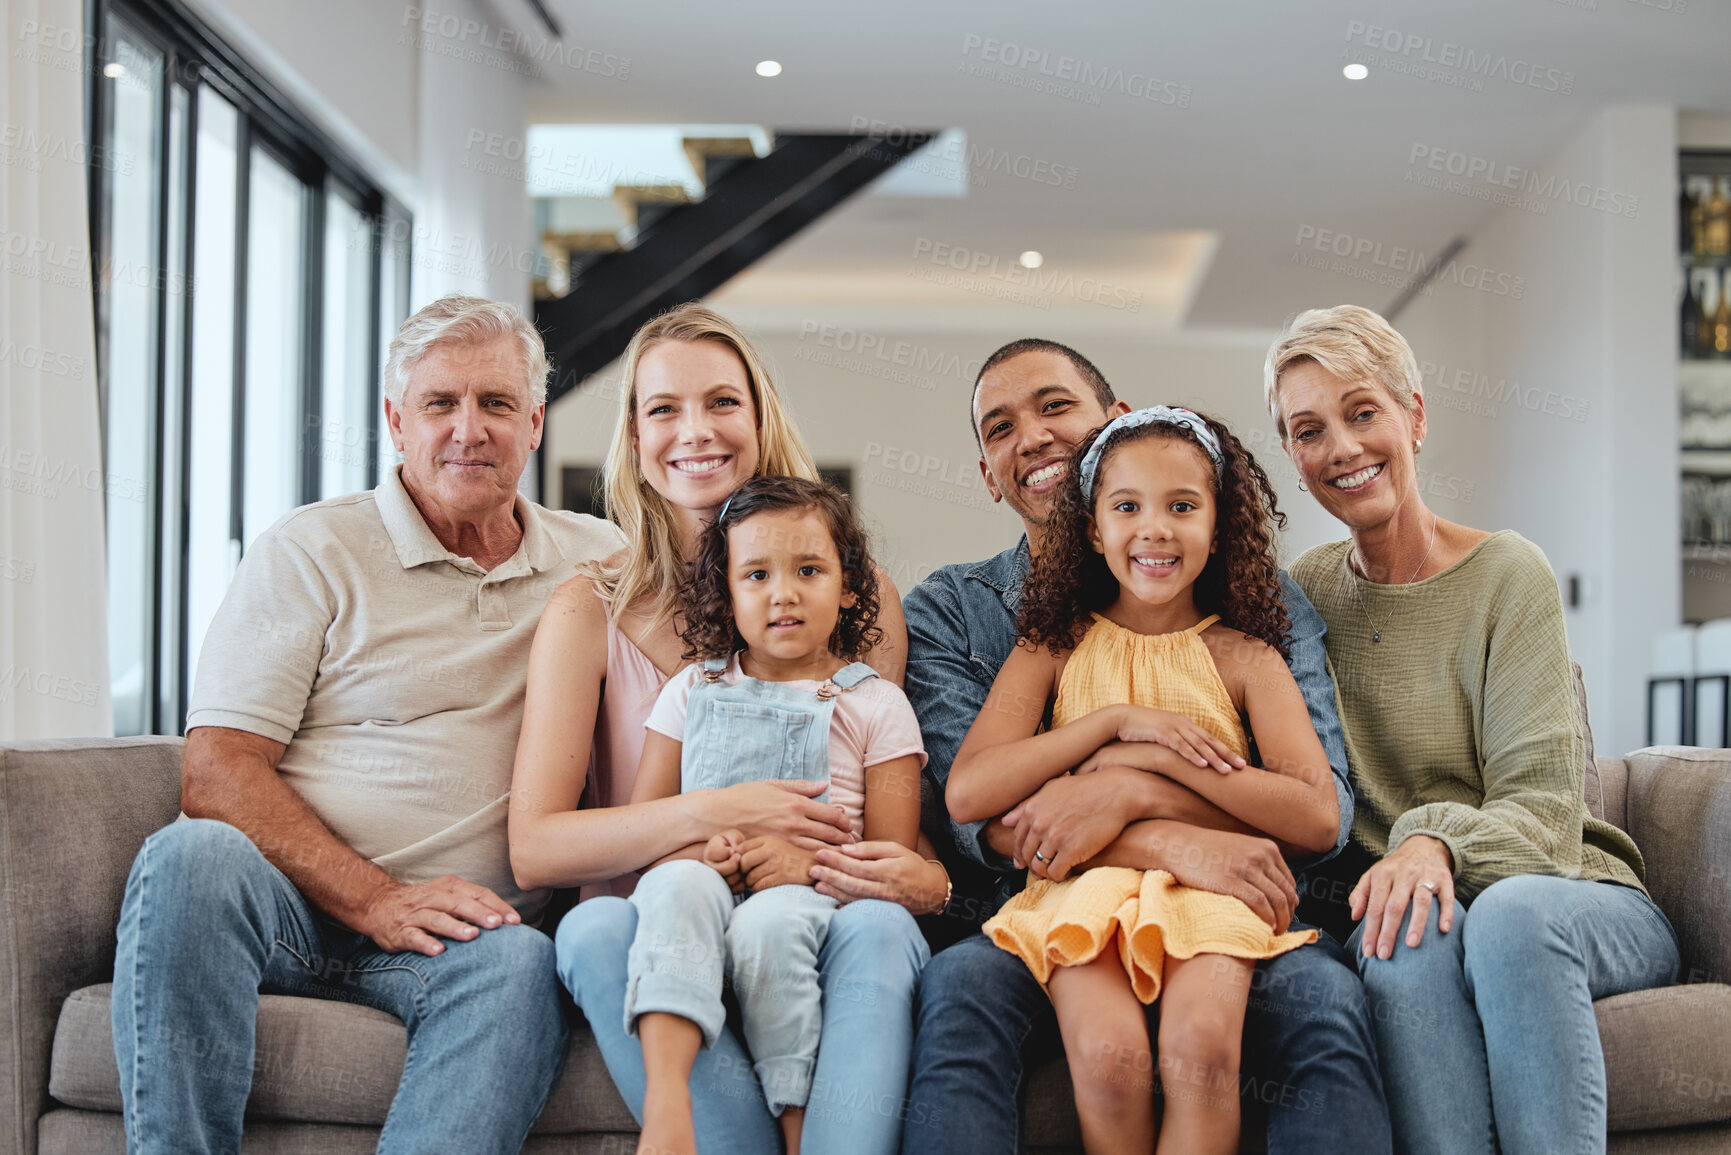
[535,130,935,403]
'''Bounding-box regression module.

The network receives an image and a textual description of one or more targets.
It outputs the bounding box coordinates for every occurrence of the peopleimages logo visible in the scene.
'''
[958,34,1191,108]
[458,129,672,195]
[910,238,1144,313]
[797,321,981,384]
[399,7,630,81]
[1408,145,1638,219]
[1418,359,1591,423]
[849,118,1079,191]
[0,664,99,707]
[1343,20,1575,95]
[1291,226,1526,300]
[0,124,133,175]
[0,339,86,379]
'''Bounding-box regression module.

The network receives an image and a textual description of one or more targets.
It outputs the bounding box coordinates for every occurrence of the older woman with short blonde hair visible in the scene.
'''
[1267,305,1678,1155]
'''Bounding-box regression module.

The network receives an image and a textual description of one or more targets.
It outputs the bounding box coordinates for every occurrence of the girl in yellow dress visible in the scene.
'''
[946,407,1340,1155]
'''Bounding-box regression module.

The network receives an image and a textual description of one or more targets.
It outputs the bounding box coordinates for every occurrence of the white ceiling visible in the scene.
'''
[524,0,1731,331]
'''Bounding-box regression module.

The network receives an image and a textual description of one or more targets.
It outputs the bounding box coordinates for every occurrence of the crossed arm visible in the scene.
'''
[944,636,1336,928]
[977,765,1302,930]
[948,638,1337,848]
[897,583,1314,927]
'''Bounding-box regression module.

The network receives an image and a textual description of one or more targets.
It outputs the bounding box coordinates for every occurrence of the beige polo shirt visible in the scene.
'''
[187,467,623,920]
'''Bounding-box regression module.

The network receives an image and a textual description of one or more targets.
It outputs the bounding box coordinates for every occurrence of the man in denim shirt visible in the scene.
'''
[900,339,1390,1154]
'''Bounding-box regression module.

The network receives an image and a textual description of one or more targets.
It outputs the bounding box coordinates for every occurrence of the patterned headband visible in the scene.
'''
[1077,406,1223,503]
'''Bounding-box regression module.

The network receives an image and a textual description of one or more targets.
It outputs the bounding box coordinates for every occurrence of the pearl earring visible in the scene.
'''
[1414,439,1423,454]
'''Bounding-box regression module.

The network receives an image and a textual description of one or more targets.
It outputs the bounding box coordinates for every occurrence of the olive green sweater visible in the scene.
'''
[1292,531,1645,901]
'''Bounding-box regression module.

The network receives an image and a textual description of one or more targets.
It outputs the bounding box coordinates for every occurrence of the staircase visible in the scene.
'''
[533,129,934,403]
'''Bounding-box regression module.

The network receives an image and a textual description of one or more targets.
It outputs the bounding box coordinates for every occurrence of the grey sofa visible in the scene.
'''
[4,737,1730,1153]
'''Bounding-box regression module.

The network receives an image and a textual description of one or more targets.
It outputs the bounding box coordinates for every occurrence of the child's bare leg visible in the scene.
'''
[637,1012,700,1155]
[1154,954,1252,1155]
[778,1106,805,1154]
[1048,954,1157,1154]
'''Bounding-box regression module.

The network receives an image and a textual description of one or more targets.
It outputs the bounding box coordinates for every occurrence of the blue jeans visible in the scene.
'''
[111,820,567,1155]
[625,859,838,1114]
[903,927,1392,1155]
[561,892,928,1155]
[1351,874,1680,1155]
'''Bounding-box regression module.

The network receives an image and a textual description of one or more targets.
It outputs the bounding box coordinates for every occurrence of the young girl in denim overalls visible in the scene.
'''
[623,476,926,1155]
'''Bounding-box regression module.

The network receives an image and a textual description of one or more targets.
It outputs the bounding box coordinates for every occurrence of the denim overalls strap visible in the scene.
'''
[826,661,877,691]
[679,658,880,804]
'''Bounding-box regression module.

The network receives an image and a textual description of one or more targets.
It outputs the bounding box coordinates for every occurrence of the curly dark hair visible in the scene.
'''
[679,476,884,662]
[1018,410,1293,658]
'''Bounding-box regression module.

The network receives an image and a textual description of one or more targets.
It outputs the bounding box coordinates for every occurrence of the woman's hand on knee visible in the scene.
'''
[702,780,855,847]
[810,841,950,914]
[1350,835,1456,960]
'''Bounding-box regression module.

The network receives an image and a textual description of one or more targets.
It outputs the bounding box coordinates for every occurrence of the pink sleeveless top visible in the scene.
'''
[578,615,671,900]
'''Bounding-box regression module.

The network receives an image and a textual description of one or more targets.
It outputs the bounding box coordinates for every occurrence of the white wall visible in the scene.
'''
[548,106,1679,757]
[191,0,536,506]
[183,0,419,201]
[1398,105,1678,757]
[410,27,531,310]
[1,0,112,739]
[543,327,1358,596]
[190,0,533,310]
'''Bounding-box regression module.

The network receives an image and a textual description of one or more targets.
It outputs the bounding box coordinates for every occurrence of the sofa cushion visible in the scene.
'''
[1598,984,1731,1131]
[50,985,635,1133]
[37,1109,643,1155]
[38,1109,388,1155]
[1622,748,1731,988]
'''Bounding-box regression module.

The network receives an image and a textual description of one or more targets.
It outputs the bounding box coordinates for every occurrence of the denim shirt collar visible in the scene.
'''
[964,535,1032,617]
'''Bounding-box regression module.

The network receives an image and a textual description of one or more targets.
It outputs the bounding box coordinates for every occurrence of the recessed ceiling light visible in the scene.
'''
[1343,63,1368,81]
[755,60,782,78]
[1018,251,1043,269]
[103,62,125,78]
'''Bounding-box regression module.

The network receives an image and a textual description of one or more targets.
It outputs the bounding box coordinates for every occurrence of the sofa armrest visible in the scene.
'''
[1620,746,1731,989]
[1,737,184,1155]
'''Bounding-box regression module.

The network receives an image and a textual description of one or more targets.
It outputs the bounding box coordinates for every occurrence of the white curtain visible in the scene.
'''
[1,0,114,737]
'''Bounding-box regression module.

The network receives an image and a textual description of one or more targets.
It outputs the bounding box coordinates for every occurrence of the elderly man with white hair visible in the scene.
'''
[111,296,622,1153]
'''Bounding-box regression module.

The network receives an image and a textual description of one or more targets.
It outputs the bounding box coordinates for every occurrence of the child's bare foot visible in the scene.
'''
[637,1087,697,1155]
[779,1105,805,1155]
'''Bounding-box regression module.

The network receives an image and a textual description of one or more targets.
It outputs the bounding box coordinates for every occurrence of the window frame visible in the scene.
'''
[85,0,410,734]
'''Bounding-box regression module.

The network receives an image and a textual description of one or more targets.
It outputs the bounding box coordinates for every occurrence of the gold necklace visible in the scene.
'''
[1348,514,1437,644]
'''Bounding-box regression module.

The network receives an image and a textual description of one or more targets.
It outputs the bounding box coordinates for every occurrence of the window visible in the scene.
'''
[88,0,411,734]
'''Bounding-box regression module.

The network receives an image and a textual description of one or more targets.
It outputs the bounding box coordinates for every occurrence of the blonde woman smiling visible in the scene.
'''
[1267,305,1679,1155]
[508,304,946,1155]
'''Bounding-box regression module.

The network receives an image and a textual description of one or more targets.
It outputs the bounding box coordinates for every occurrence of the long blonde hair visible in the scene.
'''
[579,303,819,626]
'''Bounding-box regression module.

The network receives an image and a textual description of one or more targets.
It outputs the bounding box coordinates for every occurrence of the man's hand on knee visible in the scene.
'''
[1131,823,1298,932]
[359,874,521,955]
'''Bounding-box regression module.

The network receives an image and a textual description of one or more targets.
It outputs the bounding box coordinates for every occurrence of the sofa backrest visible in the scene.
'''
[1590,756,1626,830]
[0,737,185,1155]
[1616,747,1731,992]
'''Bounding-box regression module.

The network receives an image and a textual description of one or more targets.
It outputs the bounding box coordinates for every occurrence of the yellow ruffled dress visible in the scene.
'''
[982,613,1316,1004]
